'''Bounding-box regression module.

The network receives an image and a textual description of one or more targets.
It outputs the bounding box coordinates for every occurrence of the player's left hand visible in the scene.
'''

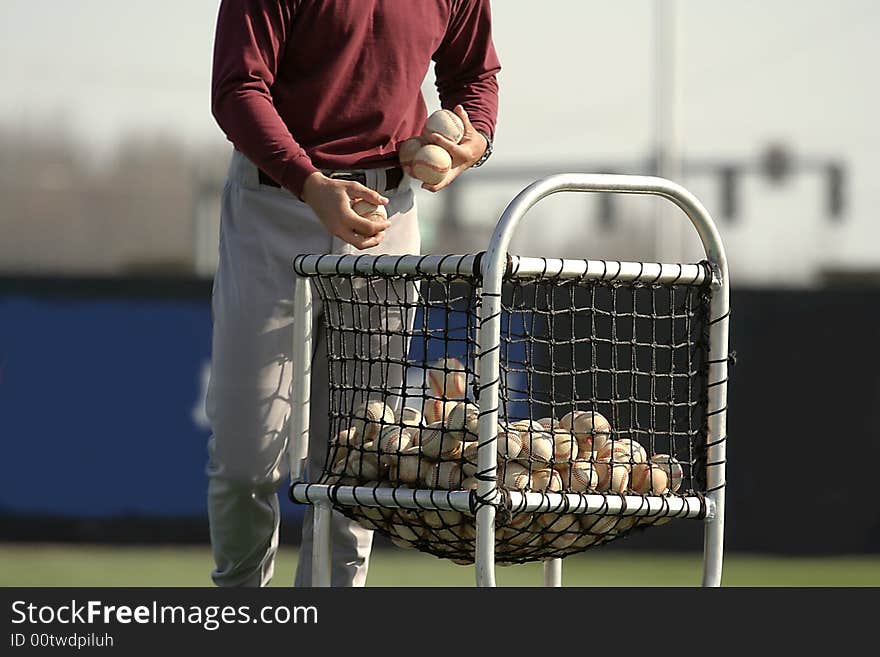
[418,105,488,192]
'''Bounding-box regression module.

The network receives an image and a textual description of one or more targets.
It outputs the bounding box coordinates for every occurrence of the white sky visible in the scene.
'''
[1,0,878,284]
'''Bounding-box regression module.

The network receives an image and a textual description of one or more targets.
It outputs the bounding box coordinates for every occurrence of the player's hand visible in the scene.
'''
[420,105,488,192]
[301,172,391,249]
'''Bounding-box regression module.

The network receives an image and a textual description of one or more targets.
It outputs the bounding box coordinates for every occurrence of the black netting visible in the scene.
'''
[303,257,712,564]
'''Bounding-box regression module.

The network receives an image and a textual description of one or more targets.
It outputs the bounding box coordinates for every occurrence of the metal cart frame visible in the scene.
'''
[288,174,730,587]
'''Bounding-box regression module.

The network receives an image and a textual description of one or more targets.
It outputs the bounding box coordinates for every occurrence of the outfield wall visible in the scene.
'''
[1,277,878,554]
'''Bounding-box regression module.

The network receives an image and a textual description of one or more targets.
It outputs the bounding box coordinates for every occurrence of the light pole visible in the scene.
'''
[653,0,684,262]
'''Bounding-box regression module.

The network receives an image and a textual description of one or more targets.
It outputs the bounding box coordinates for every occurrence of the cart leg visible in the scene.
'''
[312,500,333,587]
[701,490,725,587]
[474,504,497,587]
[290,275,313,482]
[543,558,563,587]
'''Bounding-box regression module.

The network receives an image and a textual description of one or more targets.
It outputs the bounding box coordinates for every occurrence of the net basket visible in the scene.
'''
[295,253,713,565]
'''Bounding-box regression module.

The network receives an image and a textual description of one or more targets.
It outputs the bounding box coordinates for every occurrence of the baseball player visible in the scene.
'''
[207,0,501,587]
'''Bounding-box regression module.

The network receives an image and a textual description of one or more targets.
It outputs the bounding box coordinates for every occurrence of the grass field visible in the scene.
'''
[2,544,879,587]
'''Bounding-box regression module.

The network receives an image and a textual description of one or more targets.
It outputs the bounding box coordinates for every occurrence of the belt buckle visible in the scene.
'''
[327,170,365,185]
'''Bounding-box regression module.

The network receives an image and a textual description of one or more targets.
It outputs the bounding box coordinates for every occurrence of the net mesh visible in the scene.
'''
[304,256,712,564]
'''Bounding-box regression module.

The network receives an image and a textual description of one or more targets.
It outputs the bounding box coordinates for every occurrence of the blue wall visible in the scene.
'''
[0,294,219,517]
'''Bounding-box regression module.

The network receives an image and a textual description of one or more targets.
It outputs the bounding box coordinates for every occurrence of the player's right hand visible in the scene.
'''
[301,172,391,249]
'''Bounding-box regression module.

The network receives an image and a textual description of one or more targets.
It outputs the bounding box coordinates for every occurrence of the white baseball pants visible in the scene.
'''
[206,150,420,587]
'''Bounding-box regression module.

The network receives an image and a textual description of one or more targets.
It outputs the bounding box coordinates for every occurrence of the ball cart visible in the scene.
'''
[288,173,730,587]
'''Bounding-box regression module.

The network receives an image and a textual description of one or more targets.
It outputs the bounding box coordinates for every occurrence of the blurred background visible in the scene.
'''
[2,0,879,586]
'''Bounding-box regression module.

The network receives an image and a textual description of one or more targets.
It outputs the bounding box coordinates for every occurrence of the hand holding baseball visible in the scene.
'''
[301,172,391,249]
[411,105,488,192]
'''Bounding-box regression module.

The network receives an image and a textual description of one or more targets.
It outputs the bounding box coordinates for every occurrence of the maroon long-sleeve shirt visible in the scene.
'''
[211,0,501,197]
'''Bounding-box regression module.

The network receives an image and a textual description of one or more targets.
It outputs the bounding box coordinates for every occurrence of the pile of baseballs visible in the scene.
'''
[320,356,686,562]
[398,109,464,186]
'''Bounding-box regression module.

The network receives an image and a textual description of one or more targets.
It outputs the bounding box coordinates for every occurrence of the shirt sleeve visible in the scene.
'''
[432,0,502,139]
[211,0,318,197]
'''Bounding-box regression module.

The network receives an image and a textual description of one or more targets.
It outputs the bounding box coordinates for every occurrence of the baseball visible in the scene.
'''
[366,425,412,453]
[398,136,426,168]
[506,513,535,532]
[501,461,531,490]
[594,458,629,493]
[399,406,424,428]
[339,450,382,481]
[559,410,611,455]
[427,356,468,399]
[446,401,480,441]
[423,461,464,490]
[333,426,360,447]
[507,419,546,434]
[503,527,539,548]
[396,508,424,526]
[422,509,463,529]
[425,526,471,545]
[321,473,357,487]
[497,526,532,547]
[537,416,559,430]
[422,398,456,425]
[538,513,580,532]
[496,429,524,460]
[328,444,350,467]
[411,144,452,185]
[650,453,684,492]
[329,453,349,476]
[530,467,563,492]
[390,522,422,543]
[461,441,479,478]
[573,533,600,549]
[351,199,387,223]
[463,436,510,476]
[551,429,579,462]
[557,459,599,492]
[454,522,477,541]
[612,516,638,535]
[352,514,382,533]
[630,463,670,495]
[387,454,423,485]
[516,432,554,464]
[547,532,580,551]
[554,462,570,483]
[358,505,389,524]
[413,422,463,459]
[372,426,414,467]
[581,514,619,535]
[499,515,536,542]
[503,463,561,491]
[350,400,395,443]
[423,108,465,143]
[460,476,479,491]
[597,437,647,465]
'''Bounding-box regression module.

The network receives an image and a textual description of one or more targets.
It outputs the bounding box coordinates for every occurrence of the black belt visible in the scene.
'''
[258,166,404,192]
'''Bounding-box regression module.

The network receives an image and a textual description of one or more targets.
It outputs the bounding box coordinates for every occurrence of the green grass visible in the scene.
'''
[2,544,879,587]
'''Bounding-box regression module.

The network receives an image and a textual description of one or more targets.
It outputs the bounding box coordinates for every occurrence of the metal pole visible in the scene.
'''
[702,273,730,587]
[475,279,498,586]
[543,559,563,587]
[654,0,684,263]
[289,275,313,482]
[312,501,333,587]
